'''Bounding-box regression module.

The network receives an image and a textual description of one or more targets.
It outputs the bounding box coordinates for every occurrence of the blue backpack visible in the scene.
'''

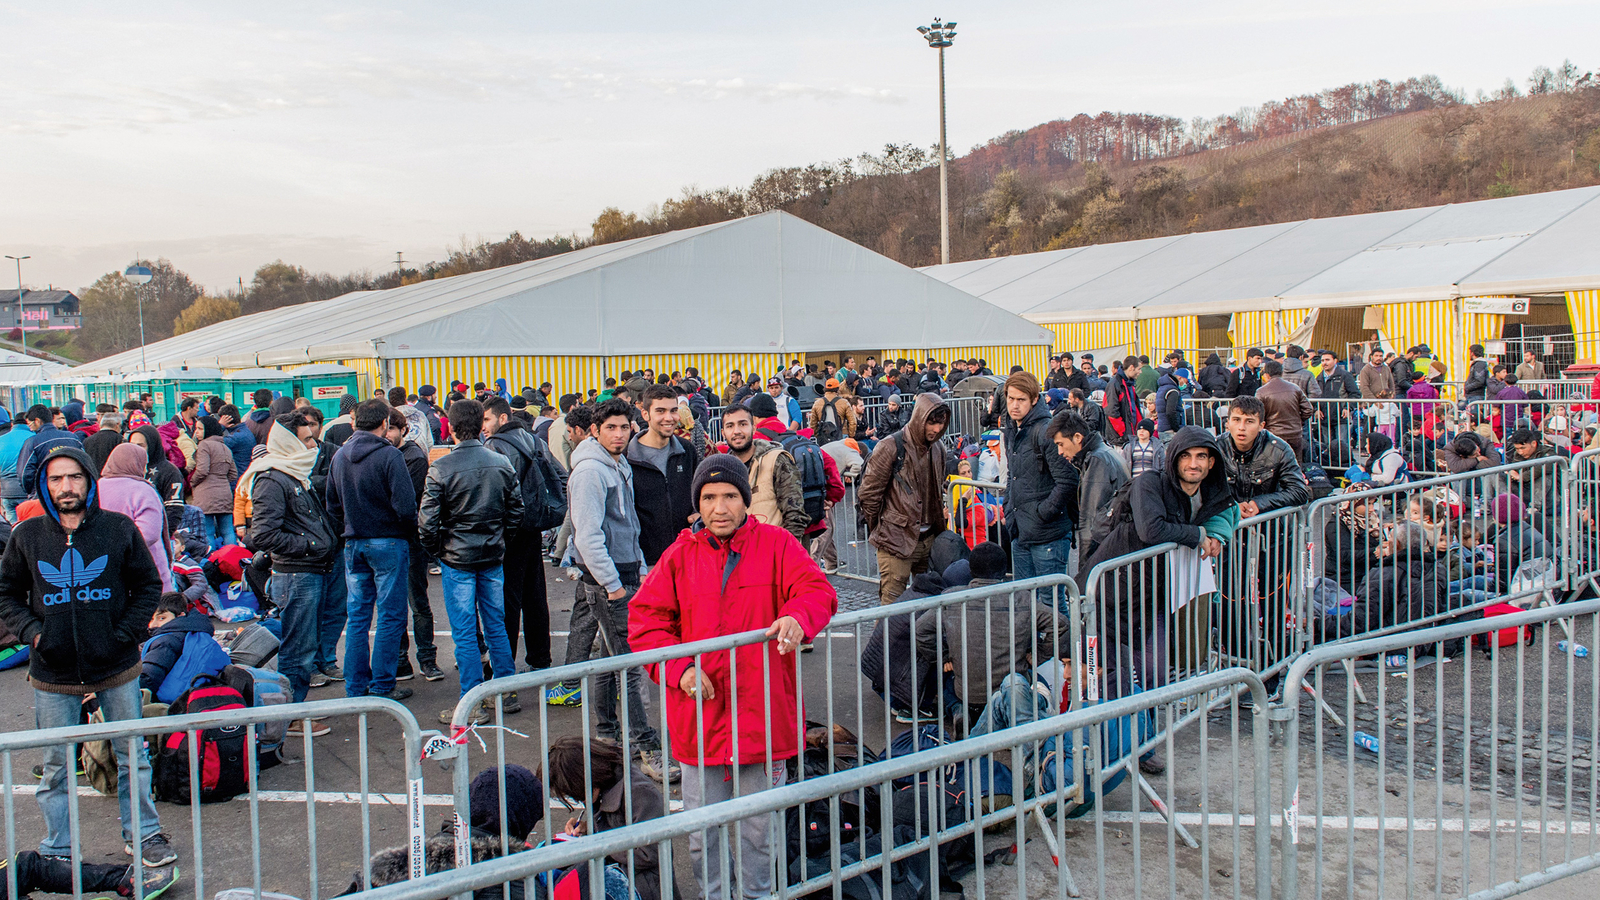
[156,632,231,704]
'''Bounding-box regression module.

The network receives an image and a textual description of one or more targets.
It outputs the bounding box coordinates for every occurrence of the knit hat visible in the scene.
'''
[747,392,778,419]
[1490,493,1524,525]
[339,394,358,415]
[510,395,528,410]
[692,453,752,506]
[469,765,544,840]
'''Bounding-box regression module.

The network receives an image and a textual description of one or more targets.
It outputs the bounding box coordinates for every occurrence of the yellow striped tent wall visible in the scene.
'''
[1228,308,1313,352]
[609,354,787,392]
[309,358,380,399]
[1139,316,1198,364]
[1567,291,1600,364]
[386,357,606,399]
[1378,300,1505,381]
[1041,322,1138,357]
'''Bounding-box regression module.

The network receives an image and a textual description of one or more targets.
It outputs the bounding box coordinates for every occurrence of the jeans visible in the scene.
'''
[272,570,327,702]
[969,672,1063,793]
[577,579,659,749]
[202,512,236,553]
[1,497,19,523]
[440,562,515,700]
[1012,535,1071,581]
[399,538,437,667]
[1449,575,1496,608]
[316,551,349,673]
[502,529,550,670]
[36,681,160,855]
[343,538,409,697]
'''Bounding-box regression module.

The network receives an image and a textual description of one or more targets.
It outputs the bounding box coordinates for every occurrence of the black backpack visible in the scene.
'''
[779,432,829,527]
[493,431,569,533]
[152,673,252,804]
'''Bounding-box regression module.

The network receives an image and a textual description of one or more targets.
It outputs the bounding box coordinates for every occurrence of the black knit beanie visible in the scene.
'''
[692,453,752,506]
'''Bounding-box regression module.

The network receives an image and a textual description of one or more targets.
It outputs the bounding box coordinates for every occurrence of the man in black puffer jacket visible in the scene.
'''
[485,395,564,672]
[418,398,524,724]
[1001,372,1078,579]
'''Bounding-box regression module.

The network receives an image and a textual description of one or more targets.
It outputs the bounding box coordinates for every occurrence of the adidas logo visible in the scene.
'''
[39,549,110,606]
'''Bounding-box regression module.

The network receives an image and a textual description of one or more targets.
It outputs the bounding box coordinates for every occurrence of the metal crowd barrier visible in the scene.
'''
[360,668,1275,900]
[1273,598,1600,900]
[0,696,426,900]
[1464,398,1595,450]
[944,477,1005,552]
[1569,448,1600,599]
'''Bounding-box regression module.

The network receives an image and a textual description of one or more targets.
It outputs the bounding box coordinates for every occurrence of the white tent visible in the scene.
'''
[63,211,1051,379]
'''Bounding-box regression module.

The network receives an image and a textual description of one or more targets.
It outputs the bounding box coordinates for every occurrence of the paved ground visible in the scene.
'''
[1,566,1597,899]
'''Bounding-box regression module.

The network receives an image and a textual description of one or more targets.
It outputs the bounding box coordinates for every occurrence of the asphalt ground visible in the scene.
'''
[1,564,1597,899]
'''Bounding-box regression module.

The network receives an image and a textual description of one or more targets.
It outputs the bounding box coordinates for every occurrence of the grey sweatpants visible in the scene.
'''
[681,761,788,900]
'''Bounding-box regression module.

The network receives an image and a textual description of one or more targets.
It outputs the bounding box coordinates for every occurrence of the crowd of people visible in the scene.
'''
[0,339,1586,899]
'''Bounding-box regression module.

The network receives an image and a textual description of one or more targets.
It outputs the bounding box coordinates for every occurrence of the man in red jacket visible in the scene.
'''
[630,454,836,900]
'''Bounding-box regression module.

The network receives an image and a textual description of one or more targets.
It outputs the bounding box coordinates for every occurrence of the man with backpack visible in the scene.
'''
[808,379,857,445]
[858,394,952,605]
[721,404,809,543]
[0,446,174,867]
[626,385,701,567]
[484,395,566,673]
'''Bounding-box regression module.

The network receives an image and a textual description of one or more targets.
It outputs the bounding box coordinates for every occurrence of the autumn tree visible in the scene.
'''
[172,295,241,334]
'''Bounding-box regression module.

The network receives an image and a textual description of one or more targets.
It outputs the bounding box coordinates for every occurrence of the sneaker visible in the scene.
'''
[820,563,840,575]
[308,671,332,689]
[32,761,86,779]
[120,863,179,899]
[637,749,680,784]
[545,684,583,707]
[428,564,442,576]
[420,662,445,682]
[370,686,413,702]
[286,719,332,737]
[500,692,521,714]
[320,666,345,682]
[440,704,491,726]
[800,642,814,653]
[1138,754,1166,777]
[396,661,415,681]
[125,833,177,868]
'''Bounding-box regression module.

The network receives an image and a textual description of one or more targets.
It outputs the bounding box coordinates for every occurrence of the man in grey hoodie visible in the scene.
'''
[564,398,666,775]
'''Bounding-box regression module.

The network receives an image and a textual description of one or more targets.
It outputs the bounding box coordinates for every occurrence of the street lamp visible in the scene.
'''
[124,264,154,370]
[916,17,956,265]
[3,255,28,357]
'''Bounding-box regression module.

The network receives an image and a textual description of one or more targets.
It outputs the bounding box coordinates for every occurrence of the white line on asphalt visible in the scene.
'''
[7,784,681,812]
[1092,810,1596,835]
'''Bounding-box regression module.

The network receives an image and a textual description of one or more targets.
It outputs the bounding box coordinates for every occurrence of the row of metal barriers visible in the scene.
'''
[4,449,1597,899]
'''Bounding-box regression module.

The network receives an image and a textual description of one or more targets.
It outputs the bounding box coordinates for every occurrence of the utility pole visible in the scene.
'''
[4,255,29,357]
[394,252,407,282]
[917,18,957,265]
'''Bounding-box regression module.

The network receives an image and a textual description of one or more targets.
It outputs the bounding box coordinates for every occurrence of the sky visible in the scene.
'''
[2,0,1593,293]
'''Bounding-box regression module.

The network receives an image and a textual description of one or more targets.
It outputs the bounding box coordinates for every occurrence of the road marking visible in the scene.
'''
[6,784,682,812]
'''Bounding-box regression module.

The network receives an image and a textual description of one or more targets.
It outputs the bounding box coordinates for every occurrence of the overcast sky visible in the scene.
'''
[3,0,1592,292]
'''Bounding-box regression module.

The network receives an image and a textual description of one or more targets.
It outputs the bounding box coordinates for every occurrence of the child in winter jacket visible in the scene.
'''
[140,592,230,704]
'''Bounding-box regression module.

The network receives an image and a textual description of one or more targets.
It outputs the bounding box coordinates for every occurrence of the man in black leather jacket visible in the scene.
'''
[485,396,560,673]
[418,398,525,724]
[1220,396,1310,517]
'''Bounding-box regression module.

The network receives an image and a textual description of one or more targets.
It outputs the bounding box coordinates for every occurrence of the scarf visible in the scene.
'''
[241,421,319,499]
[400,404,434,454]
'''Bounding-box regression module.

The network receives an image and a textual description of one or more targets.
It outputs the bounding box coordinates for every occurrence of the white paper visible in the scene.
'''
[1167,544,1217,613]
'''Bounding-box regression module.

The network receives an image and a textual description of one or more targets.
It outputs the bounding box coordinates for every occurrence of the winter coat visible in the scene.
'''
[245,407,275,445]
[418,439,524,570]
[809,396,858,442]
[1222,430,1309,513]
[96,474,175,593]
[1198,359,1230,396]
[1323,516,1384,595]
[1463,358,1491,402]
[1154,373,1184,434]
[1282,358,1315,395]
[859,573,946,714]
[567,435,645,594]
[325,430,418,541]
[223,423,256,477]
[1069,432,1131,558]
[1104,372,1142,442]
[1494,523,1551,592]
[1351,549,1449,635]
[485,417,566,536]
[189,435,238,514]
[1256,378,1312,451]
[0,447,166,693]
[742,439,809,542]
[1316,365,1360,400]
[1000,398,1078,546]
[917,578,1071,710]
[246,469,339,574]
[1227,364,1263,399]
[82,429,121,476]
[629,515,836,765]
[857,394,951,558]
[0,423,29,500]
[139,610,221,698]
[1390,357,1416,393]
[1358,363,1395,400]
[625,434,701,565]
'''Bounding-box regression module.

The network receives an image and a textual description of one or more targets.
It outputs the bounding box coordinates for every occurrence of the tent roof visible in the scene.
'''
[64,212,1049,378]
[921,186,1600,323]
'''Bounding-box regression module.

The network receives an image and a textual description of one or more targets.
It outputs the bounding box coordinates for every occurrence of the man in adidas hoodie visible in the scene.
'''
[0,446,173,867]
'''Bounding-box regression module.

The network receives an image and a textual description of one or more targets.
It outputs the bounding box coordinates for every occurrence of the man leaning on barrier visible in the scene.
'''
[0,447,175,868]
[630,453,837,900]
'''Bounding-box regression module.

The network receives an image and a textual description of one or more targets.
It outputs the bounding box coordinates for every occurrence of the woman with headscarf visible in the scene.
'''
[190,418,239,551]
[1361,432,1411,487]
[130,424,187,533]
[97,443,175,592]
[1323,486,1385,595]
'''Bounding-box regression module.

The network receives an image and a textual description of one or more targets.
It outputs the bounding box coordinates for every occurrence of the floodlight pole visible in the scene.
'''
[917,18,956,264]
[4,255,28,357]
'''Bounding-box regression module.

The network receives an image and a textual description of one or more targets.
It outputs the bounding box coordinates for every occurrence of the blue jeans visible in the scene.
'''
[272,570,326,703]
[1449,575,1495,608]
[316,551,349,673]
[440,562,515,699]
[343,538,409,697]
[970,672,1066,794]
[36,681,161,855]
[1012,535,1071,581]
[203,512,236,553]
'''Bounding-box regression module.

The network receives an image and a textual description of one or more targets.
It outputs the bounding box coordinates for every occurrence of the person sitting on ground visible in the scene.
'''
[860,570,949,722]
[1358,432,1410,487]
[1322,486,1385,595]
[545,736,679,900]
[140,592,229,706]
[1344,522,1449,639]
[0,850,178,900]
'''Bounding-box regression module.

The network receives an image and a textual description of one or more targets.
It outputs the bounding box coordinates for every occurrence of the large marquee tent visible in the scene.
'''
[922,185,1600,379]
[58,211,1052,399]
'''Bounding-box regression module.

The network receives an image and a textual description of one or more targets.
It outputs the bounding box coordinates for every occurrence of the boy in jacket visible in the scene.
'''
[630,454,835,900]
[0,446,173,867]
